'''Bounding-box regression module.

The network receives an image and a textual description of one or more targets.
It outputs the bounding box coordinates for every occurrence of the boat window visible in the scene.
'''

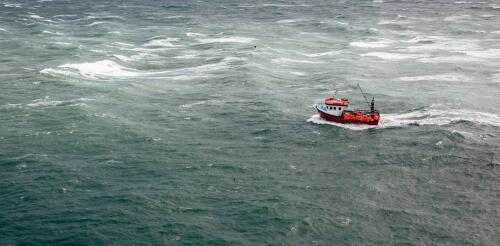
[333,107,336,110]
[338,107,341,110]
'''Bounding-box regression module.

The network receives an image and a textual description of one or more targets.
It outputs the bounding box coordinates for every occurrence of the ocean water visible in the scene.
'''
[1,0,499,244]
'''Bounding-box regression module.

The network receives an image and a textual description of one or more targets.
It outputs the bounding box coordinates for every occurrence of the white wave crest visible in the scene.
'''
[300,50,340,57]
[144,38,180,47]
[186,32,206,37]
[272,58,322,64]
[197,37,255,44]
[398,73,469,82]
[41,60,138,78]
[418,56,482,63]
[463,49,500,59]
[26,97,93,107]
[350,40,393,48]
[361,52,428,60]
[276,19,307,24]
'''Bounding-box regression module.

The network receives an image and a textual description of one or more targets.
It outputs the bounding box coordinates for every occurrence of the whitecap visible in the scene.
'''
[349,40,393,48]
[143,38,180,47]
[86,21,106,26]
[463,49,500,59]
[444,15,471,22]
[290,71,306,76]
[60,60,137,78]
[276,19,307,24]
[300,50,340,57]
[197,37,255,44]
[0,27,7,32]
[418,55,482,63]
[174,54,199,59]
[186,32,206,37]
[361,52,428,60]
[272,58,322,64]
[113,42,134,47]
[28,14,44,19]
[403,38,480,52]
[40,68,73,77]
[4,3,22,8]
[26,97,93,107]
[398,73,470,82]
[42,30,64,35]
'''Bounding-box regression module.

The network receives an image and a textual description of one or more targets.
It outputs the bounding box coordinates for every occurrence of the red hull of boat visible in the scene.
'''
[317,109,379,125]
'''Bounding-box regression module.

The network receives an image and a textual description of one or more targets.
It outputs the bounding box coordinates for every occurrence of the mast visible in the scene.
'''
[357,83,371,109]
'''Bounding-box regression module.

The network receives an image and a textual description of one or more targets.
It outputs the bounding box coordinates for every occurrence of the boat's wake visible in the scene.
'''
[308,108,500,130]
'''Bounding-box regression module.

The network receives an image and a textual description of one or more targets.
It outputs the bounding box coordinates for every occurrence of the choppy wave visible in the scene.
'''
[308,108,500,130]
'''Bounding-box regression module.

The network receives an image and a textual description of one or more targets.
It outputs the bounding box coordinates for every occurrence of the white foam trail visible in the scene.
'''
[308,108,500,130]
[0,27,7,32]
[272,58,322,64]
[350,40,393,48]
[398,73,469,82]
[197,37,255,44]
[361,52,428,60]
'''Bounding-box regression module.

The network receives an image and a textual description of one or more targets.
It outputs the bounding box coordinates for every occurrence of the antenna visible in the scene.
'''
[357,83,371,109]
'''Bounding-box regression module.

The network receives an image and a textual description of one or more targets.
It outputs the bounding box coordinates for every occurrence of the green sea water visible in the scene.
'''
[1,0,499,244]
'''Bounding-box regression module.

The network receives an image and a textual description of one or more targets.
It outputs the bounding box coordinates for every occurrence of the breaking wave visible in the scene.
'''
[41,60,138,78]
[308,108,500,130]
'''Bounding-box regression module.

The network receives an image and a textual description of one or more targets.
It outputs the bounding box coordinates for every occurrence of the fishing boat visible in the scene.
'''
[315,84,380,125]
